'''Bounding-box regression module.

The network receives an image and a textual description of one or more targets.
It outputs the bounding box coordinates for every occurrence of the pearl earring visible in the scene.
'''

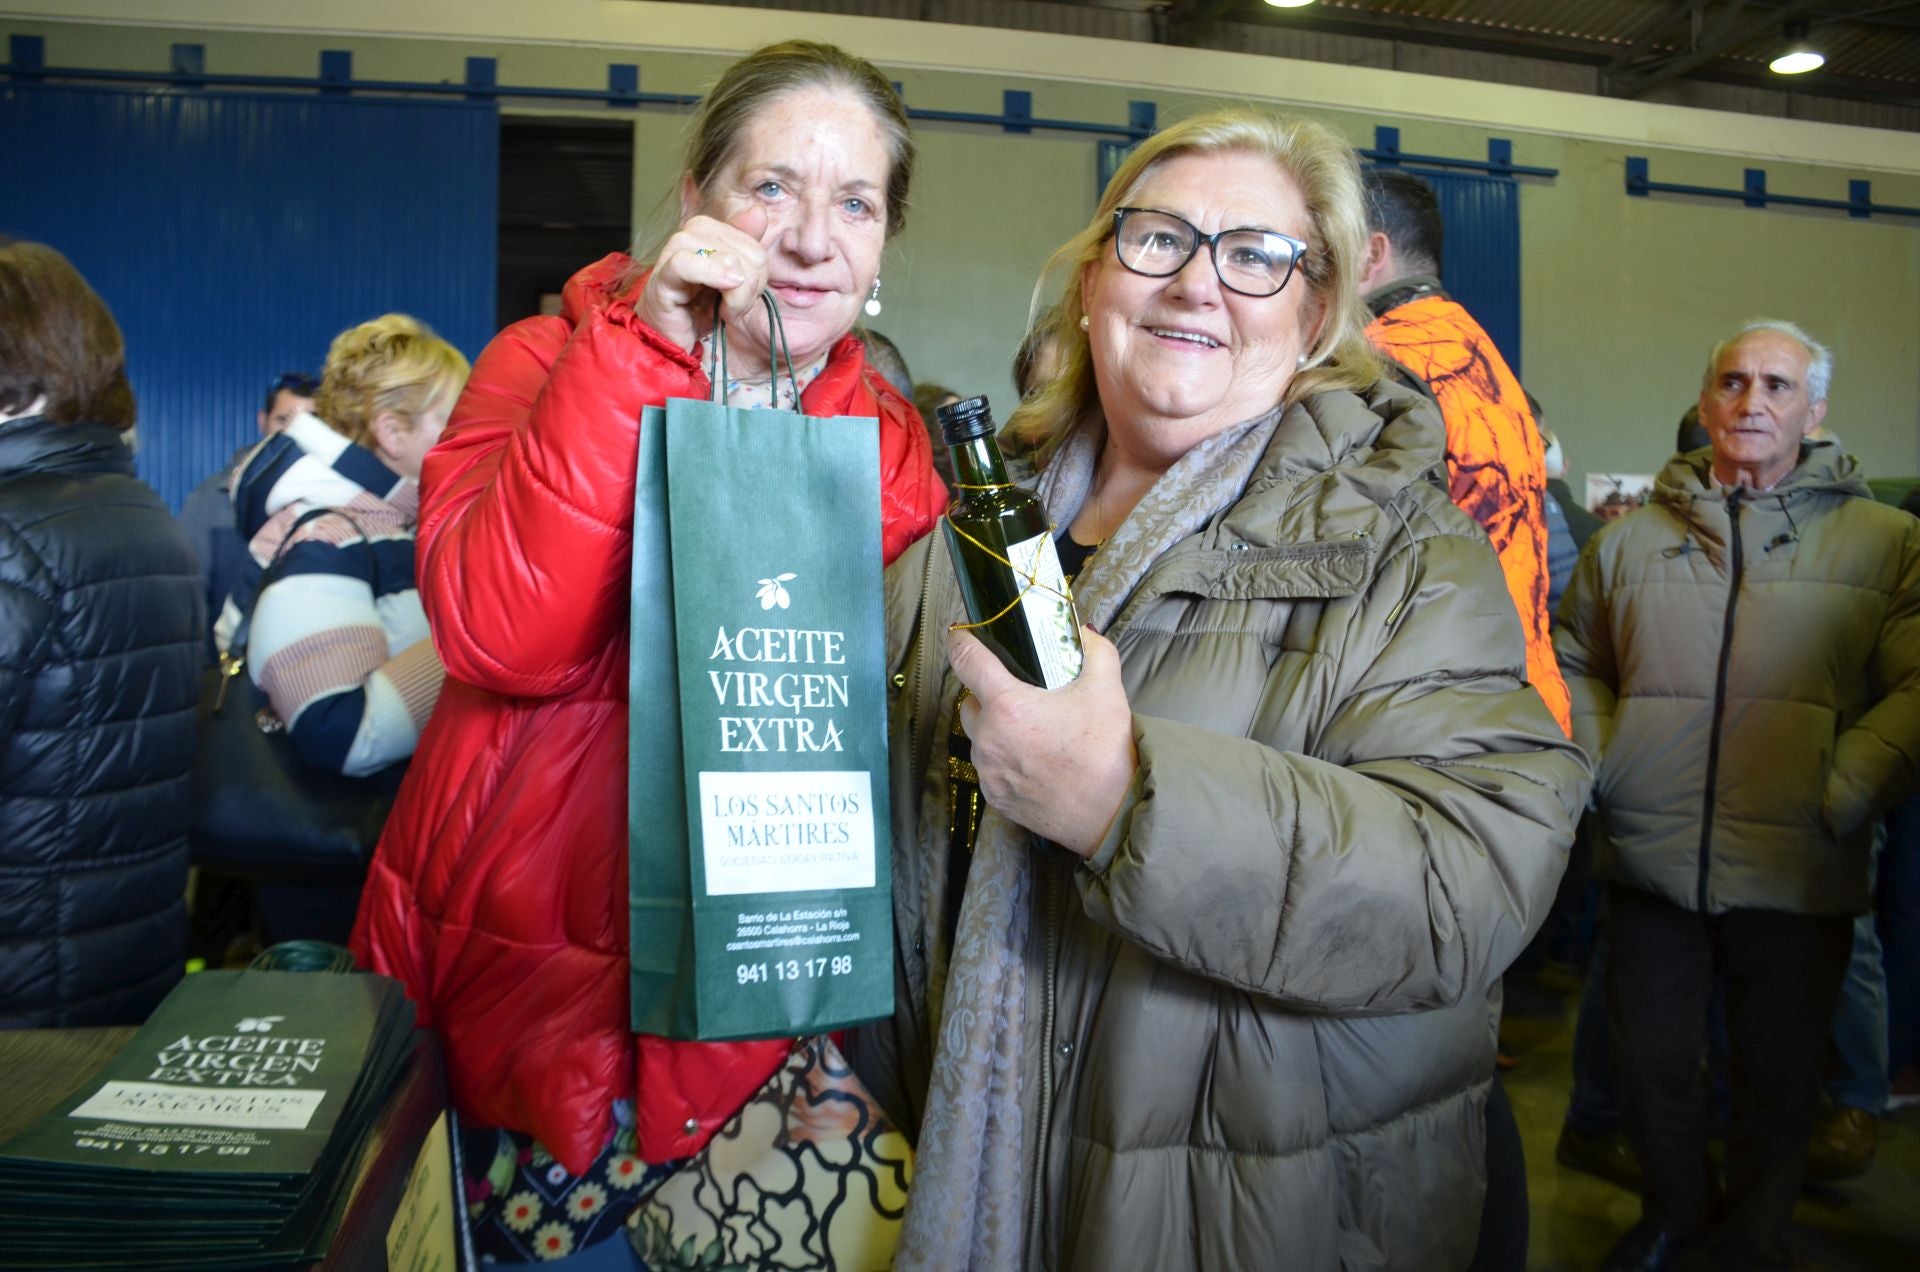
[1079,314,1091,331]
[864,278,883,317]
[1297,352,1309,369]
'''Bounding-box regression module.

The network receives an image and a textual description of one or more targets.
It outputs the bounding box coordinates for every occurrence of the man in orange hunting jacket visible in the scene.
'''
[1360,166,1570,736]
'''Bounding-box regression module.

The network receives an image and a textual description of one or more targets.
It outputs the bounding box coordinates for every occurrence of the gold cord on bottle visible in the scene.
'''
[941,515,1081,632]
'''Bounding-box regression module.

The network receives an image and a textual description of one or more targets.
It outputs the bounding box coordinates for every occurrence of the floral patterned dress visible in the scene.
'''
[461,1100,682,1264]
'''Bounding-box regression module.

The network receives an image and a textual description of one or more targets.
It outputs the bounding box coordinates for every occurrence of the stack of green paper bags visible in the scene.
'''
[0,971,418,1269]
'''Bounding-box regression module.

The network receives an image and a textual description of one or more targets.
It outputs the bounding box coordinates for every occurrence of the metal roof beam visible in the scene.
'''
[1154,0,1920,113]
[1225,0,1920,87]
[1802,1,1920,35]
[1603,0,1707,79]
[1230,3,1627,64]
[1609,0,1826,97]
[1155,0,1236,46]
[1657,56,1920,106]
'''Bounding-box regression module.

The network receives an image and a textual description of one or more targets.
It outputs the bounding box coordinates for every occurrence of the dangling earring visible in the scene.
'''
[864,278,883,317]
[1079,314,1091,331]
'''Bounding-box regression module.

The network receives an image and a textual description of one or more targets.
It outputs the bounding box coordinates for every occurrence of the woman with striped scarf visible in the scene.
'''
[222,314,468,781]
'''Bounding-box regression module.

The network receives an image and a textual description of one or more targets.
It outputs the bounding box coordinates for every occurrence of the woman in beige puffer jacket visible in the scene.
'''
[853,108,1591,1271]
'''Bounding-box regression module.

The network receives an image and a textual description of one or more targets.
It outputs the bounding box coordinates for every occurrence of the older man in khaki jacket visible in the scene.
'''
[1556,320,1920,1272]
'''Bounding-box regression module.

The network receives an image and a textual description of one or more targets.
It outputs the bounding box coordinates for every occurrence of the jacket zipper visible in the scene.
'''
[1697,491,1744,912]
[903,541,947,1039]
[1026,859,1061,1269]
[908,541,941,792]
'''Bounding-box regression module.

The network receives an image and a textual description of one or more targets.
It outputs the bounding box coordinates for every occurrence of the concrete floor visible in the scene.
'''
[1500,974,1920,1271]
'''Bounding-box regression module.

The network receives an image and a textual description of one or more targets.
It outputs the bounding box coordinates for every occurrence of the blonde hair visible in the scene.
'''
[314,314,470,449]
[1002,108,1383,466]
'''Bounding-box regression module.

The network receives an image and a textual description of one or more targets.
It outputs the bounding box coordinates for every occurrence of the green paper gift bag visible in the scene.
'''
[629,298,893,1041]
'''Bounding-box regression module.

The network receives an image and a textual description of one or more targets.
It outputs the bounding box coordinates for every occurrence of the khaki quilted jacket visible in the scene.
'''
[856,382,1590,1270]
[1555,443,1920,916]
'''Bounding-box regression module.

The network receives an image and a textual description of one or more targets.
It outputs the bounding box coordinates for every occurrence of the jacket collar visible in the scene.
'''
[0,415,135,482]
[1253,379,1444,503]
[1032,379,1446,630]
[1654,438,1869,510]
[1365,274,1448,321]
[0,394,49,426]
[1648,440,1870,565]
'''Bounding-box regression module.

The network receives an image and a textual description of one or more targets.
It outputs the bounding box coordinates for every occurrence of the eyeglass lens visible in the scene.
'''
[1114,209,1298,296]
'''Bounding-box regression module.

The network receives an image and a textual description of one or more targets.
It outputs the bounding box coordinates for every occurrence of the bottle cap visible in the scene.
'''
[937,395,995,444]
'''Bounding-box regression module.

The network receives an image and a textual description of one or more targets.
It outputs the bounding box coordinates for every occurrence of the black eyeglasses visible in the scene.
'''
[1111,207,1307,298]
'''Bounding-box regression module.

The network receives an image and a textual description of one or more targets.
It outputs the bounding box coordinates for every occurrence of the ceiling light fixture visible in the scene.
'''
[1769,18,1825,75]
[1263,0,1318,9]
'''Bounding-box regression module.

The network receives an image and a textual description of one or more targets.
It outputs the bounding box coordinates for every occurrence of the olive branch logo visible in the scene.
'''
[755,573,796,610]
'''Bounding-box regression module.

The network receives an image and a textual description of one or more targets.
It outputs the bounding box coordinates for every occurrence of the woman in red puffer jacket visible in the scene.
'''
[350,41,944,1264]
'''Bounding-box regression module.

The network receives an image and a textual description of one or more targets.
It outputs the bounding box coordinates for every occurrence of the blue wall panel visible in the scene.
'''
[1424,169,1523,378]
[0,85,497,510]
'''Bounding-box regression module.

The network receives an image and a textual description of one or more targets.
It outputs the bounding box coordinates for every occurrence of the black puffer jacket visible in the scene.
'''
[0,416,202,1026]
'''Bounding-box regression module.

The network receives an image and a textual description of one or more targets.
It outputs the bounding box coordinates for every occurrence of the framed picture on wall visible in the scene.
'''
[1586,473,1655,523]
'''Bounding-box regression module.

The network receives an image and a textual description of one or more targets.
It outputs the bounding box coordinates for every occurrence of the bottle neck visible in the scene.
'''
[947,433,1010,490]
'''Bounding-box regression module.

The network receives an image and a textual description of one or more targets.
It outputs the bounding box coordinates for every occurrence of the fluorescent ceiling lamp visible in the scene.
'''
[1770,20,1824,75]
[1263,0,1317,8]
[1769,46,1826,74]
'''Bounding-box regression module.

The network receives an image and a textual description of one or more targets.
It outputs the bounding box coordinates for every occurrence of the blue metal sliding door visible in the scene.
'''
[0,84,497,509]
[1421,169,1523,377]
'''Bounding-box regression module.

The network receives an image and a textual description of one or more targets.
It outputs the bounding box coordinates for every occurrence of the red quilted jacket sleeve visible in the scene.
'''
[868,368,950,561]
[417,294,704,698]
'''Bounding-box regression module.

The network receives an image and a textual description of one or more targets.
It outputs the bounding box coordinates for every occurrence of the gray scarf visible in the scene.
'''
[897,405,1286,1269]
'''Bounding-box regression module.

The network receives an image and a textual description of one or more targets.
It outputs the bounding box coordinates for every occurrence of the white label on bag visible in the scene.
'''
[72,1081,326,1130]
[699,770,875,896]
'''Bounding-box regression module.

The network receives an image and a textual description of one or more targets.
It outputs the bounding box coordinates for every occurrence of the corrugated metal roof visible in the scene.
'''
[1304,1,1920,91]
[1323,0,1651,42]
[661,0,1920,126]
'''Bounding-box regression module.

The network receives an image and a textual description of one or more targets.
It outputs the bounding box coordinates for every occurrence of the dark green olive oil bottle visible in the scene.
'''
[937,396,1083,689]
